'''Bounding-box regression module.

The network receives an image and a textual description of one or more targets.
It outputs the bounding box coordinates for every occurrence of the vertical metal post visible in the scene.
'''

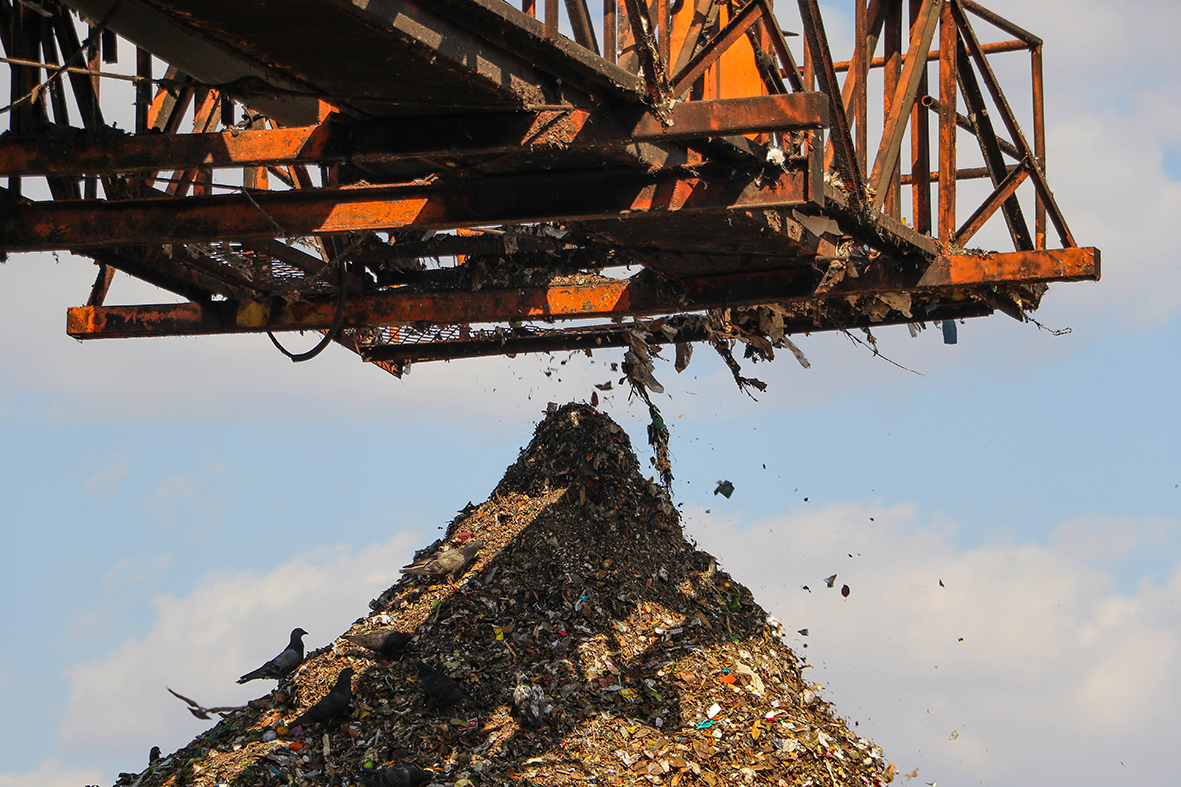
[85,23,100,199]
[853,0,867,176]
[909,0,930,233]
[883,0,902,218]
[1031,43,1046,250]
[545,0,558,38]
[937,0,956,247]
[604,0,617,62]
[657,0,669,67]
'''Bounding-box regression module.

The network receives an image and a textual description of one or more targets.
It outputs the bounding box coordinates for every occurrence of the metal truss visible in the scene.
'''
[0,0,1098,376]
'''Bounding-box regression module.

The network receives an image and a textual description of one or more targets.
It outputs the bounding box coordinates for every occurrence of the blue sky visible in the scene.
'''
[2,2,1180,786]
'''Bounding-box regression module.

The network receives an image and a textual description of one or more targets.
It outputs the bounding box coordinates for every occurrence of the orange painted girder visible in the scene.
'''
[0,94,828,177]
[0,166,812,252]
[65,247,1099,340]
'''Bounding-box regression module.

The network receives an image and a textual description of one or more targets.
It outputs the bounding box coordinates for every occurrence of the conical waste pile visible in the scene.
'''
[127,403,895,787]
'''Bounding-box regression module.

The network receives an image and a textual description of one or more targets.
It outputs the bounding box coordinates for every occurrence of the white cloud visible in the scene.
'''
[0,760,104,787]
[682,503,1181,786]
[51,531,420,780]
[81,454,130,501]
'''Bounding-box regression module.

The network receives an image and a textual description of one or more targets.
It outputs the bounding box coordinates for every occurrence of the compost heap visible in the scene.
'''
[125,403,895,787]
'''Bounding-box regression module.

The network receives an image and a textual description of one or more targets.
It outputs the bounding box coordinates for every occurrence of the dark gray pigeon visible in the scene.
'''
[237,627,308,683]
[342,628,414,657]
[359,764,434,787]
[148,746,161,765]
[512,673,546,727]
[415,661,472,705]
[291,667,354,728]
[401,539,483,580]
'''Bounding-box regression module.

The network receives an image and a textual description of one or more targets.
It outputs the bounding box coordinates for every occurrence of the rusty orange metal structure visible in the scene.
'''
[0,0,1097,375]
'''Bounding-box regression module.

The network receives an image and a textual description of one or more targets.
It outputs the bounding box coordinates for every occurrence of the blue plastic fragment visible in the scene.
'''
[942,319,958,345]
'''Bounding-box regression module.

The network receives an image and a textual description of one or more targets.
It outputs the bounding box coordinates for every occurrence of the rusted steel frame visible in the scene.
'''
[953,158,1029,245]
[955,36,1031,249]
[901,164,999,183]
[950,0,1074,247]
[936,0,955,246]
[604,0,617,62]
[175,244,268,295]
[671,0,762,96]
[921,94,1019,158]
[1,166,812,252]
[867,0,939,215]
[819,0,884,173]
[50,6,101,129]
[35,14,82,200]
[65,246,1099,340]
[1031,44,1045,249]
[798,0,866,210]
[364,321,709,363]
[360,304,999,363]
[883,0,902,217]
[755,0,804,91]
[148,69,194,134]
[833,37,1028,71]
[565,0,601,53]
[0,94,829,177]
[621,0,672,105]
[235,237,369,290]
[657,0,670,66]
[854,0,868,174]
[545,0,558,37]
[959,0,1040,47]
[523,0,536,16]
[916,247,1095,287]
[909,0,930,234]
[672,0,717,77]
[85,246,250,303]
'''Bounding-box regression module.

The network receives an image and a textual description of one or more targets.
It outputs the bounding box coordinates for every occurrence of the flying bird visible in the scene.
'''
[237,627,308,683]
[342,628,414,658]
[511,673,546,727]
[401,539,483,580]
[291,667,354,728]
[166,687,245,720]
[358,764,434,787]
[415,661,472,706]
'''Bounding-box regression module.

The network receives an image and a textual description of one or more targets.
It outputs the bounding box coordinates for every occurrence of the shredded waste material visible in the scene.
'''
[124,403,894,787]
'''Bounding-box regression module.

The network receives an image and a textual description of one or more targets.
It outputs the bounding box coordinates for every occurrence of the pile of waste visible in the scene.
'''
[124,403,895,787]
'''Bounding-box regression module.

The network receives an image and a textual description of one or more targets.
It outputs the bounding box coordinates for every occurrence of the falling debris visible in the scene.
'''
[948,729,959,741]
[840,584,851,598]
[713,480,735,498]
[123,405,893,787]
[824,574,838,588]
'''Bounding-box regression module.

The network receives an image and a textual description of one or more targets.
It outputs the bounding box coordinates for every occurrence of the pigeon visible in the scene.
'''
[291,667,354,728]
[342,628,414,658]
[166,687,246,720]
[401,539,483,580]
[237,627,308,683]
[148,747,161,765]
[358,764,434,787]
[511,673,546,727]
[415,661,472,705]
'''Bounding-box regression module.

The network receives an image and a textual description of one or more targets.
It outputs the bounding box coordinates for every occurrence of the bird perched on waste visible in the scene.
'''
[401,538,483,581]
[512,673,546,727]
[359,764,434,787]
[237,627,308,683]
[148,747,161,765]
[291,667,354,728]
[342,628,414,658]
[415,661,472,706]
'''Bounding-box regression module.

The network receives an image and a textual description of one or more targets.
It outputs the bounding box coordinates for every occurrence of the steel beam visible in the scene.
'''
[0,94,829,177]
[65,247,1098,340]
[0,165,813,252]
